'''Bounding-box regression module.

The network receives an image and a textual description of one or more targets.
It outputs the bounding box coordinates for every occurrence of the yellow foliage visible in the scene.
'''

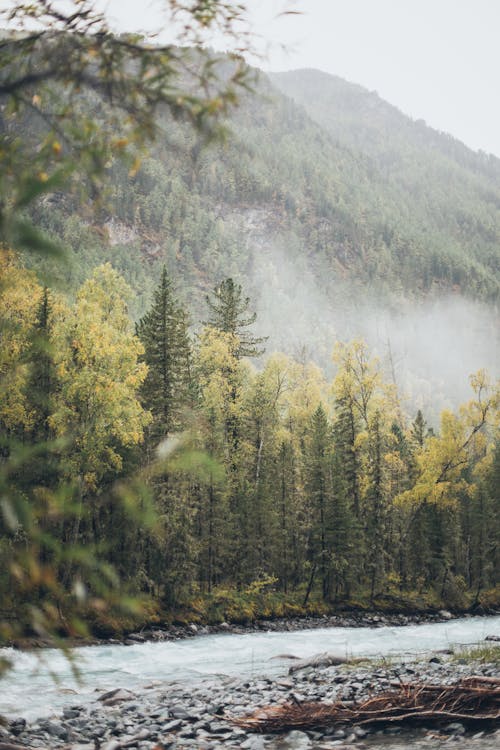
[0,250,43,430]
[397,371,499,508]
[49,265,150,492]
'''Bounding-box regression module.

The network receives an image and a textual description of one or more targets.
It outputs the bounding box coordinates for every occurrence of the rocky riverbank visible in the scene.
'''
[1,651,498,750]
[7,608,499,652]
[117,611,461,646]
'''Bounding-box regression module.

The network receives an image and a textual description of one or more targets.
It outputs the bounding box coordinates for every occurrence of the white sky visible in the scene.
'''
[104,0,500,157]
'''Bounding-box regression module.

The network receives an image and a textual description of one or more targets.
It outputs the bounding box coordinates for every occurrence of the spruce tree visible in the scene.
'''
[306,404,333,600]
[137,266,192,448]
[205,277,267,358]
[26,287,54,444]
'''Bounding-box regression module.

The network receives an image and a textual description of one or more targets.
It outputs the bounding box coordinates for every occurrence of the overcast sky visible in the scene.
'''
[104,0,500,157]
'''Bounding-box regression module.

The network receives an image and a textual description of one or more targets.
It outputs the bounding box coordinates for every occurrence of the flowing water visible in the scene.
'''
[1,615,499,720]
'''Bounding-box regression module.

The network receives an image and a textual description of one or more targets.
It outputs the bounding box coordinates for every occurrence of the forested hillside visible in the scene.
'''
[29,67,500,306]
[271,68,500,295]
[23,65,500,412]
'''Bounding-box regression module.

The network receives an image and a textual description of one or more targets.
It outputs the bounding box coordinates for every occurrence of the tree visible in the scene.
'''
[50,264,150,495]
[305,403,333,600]
[136,266,192,451]
[0,1,255,258]
[205,277,267,358]
[0,0,272,654]
[0,250,43,439]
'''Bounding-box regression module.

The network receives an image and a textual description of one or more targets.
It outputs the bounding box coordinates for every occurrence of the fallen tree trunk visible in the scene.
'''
[287,652,350,674]
[233,676,500,734]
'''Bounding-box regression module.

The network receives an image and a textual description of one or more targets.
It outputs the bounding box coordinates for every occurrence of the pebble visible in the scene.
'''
[2,650,498,750]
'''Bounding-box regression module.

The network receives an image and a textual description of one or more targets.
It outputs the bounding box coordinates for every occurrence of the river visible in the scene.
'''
[0,614,499,721]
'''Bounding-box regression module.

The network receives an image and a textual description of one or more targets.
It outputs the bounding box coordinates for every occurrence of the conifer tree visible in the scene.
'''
[25,288,54,443]
[306,403,333,600]
[21,287,60,492]
[137,266,192,448]
[205,277,267,359]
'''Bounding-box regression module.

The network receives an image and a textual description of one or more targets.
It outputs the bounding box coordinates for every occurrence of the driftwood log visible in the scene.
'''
[233,676,500,733]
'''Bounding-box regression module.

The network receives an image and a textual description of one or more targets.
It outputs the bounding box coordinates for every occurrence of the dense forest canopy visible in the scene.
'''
[1,254,499,636]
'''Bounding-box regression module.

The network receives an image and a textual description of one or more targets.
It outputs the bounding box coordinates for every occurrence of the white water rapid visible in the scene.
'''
[1,615,499,720]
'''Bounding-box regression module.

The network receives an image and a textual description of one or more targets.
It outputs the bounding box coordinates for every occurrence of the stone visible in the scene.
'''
[353,725,368,737]
[127,632,146,642]
[63,708,81,719]
[163,719,184,732]
[7,718,26,736]
[445,722,466,735]
[241,737,267,750]
[100,741,122,750]
[438,610,453,620]
[273,729,312,749]
[98,688,137,706]
[40,720,69,740]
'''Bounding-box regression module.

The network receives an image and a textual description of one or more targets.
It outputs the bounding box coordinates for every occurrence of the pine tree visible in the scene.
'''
[21,287,60,491]
[25,288,54,443]
[137,266,192,449]
[205,277,267,358]
[305,404,333,600]
[364,410,388,600]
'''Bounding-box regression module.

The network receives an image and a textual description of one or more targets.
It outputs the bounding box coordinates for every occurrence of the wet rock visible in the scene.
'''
[445,722,466,735]
[169,707,197,720]
[39,719,68,740]
[439,610,454,620]
[98,687,137,706]
[127,632,146,642]
[240,736,267,750]
[100,741,121,750]
[272,729,312,749]
[208,721,232,733]
[330,728,347,739]
[162,719,184,732]
[63,708,81,719]
[353,725,368,737]
[7,719,26,737]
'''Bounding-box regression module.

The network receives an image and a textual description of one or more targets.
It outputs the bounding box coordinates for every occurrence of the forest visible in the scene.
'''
[0,1,499,645]
[1,253,499,641]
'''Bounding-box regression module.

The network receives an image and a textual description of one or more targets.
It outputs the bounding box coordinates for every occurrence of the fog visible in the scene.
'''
[248,242,500,422]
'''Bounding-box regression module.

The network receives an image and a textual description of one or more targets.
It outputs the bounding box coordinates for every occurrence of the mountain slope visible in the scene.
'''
[270,69,500,297]
[24,65,500,411]
[29,66,500,307]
